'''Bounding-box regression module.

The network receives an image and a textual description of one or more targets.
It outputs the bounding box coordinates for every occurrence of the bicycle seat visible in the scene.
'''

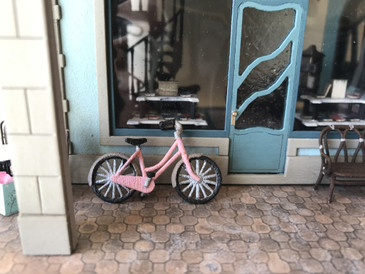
[125,138,147,146]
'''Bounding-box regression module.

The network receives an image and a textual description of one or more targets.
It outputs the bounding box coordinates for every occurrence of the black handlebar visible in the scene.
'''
[159,119,175,130]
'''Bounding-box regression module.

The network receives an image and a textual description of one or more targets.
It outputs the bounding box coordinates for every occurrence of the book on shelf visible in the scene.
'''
[331,79,347,99]
[316,83,332,98]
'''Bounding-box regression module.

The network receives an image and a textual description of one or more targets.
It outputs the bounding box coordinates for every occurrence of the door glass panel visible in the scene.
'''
[236,43,292,109]
[235,78,288,129]
[239,7,295,74]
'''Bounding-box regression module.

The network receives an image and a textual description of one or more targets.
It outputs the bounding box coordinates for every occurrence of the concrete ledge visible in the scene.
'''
[225,156,329,185]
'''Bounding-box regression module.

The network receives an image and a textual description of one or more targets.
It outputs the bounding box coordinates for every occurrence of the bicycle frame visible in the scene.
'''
[110,137,200,193]
[90,119,222,204]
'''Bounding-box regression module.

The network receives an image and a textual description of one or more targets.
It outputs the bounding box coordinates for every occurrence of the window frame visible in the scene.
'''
[94,0,230,149]
[96,0,231,143]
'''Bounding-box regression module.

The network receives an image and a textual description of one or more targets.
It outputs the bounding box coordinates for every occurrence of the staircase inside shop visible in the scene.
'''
[119,0,185,95]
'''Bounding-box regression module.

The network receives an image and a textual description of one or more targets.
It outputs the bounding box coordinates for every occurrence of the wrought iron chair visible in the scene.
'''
[314,125,365,203]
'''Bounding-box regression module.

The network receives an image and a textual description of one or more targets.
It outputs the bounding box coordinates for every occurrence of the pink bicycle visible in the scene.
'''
[88,120,222,204]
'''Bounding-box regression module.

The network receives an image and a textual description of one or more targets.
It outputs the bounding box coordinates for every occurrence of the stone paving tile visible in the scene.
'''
[1,185,365,273]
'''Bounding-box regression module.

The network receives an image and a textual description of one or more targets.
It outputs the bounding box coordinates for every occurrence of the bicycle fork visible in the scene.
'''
[175,138,201,183]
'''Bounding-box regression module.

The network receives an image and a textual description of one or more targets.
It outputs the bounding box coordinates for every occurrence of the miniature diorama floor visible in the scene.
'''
[1,184,365,273]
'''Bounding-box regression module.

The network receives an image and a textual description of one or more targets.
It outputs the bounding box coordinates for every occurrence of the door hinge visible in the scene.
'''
[63,99,69,113]
[53,4,62,21]
[58,54,66,68]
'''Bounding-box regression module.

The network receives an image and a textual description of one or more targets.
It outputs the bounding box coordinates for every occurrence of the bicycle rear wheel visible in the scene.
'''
[88,153,137,203]
[173,155,222,204]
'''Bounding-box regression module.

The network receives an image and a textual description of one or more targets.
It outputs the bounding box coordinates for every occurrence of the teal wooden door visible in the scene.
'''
[228,0,307,173]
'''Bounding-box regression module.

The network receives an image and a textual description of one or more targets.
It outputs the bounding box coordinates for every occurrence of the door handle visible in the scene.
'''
[231,111,237,126]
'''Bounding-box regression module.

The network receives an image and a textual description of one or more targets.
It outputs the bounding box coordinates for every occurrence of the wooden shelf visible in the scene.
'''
[133,94,204,127]
[298,95,365,127]
[300,95,365,104]
[127,117,208,126]
[136,95,199,103]
[295,113,365,127]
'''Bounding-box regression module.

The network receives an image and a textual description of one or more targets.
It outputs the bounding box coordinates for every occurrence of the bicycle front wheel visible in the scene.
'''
[88,153,137,203]
[173,155,222,204]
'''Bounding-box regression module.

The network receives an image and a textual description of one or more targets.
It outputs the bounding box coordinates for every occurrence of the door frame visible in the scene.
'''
[225,0,308,173]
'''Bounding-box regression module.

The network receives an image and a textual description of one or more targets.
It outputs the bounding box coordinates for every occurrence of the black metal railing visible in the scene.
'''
[126,0,185,95]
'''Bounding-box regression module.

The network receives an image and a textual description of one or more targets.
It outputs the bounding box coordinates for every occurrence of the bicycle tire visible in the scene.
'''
[88,153,138,203]
[172,155,222,204]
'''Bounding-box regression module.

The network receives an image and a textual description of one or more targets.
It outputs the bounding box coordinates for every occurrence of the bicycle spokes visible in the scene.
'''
[89,154,137,203]
[174,156,222,204]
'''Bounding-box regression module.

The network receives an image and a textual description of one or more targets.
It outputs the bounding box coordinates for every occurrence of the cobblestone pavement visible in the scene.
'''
[1,184,365,273]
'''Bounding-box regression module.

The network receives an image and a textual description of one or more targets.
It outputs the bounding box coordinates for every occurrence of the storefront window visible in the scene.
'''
[295,0,365,131]
[107,0,231,135]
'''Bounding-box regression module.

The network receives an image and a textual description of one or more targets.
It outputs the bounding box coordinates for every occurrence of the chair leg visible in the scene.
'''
[314,171,324,190]
[328,178,336,203]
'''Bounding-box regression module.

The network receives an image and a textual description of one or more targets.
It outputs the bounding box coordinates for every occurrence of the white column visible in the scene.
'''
[0,0,77,255]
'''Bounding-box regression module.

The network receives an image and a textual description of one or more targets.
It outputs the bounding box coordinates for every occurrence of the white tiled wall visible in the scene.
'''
[13,176,42,214]
[18,215,71,255]
[0,40,48,87]
[0,0,76,255]
[27,89,57,134]
[38,176,66,215]
[15,0,45,37]
[9,135,62,176]
[0,0,16,37]
[0,89,30,134]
